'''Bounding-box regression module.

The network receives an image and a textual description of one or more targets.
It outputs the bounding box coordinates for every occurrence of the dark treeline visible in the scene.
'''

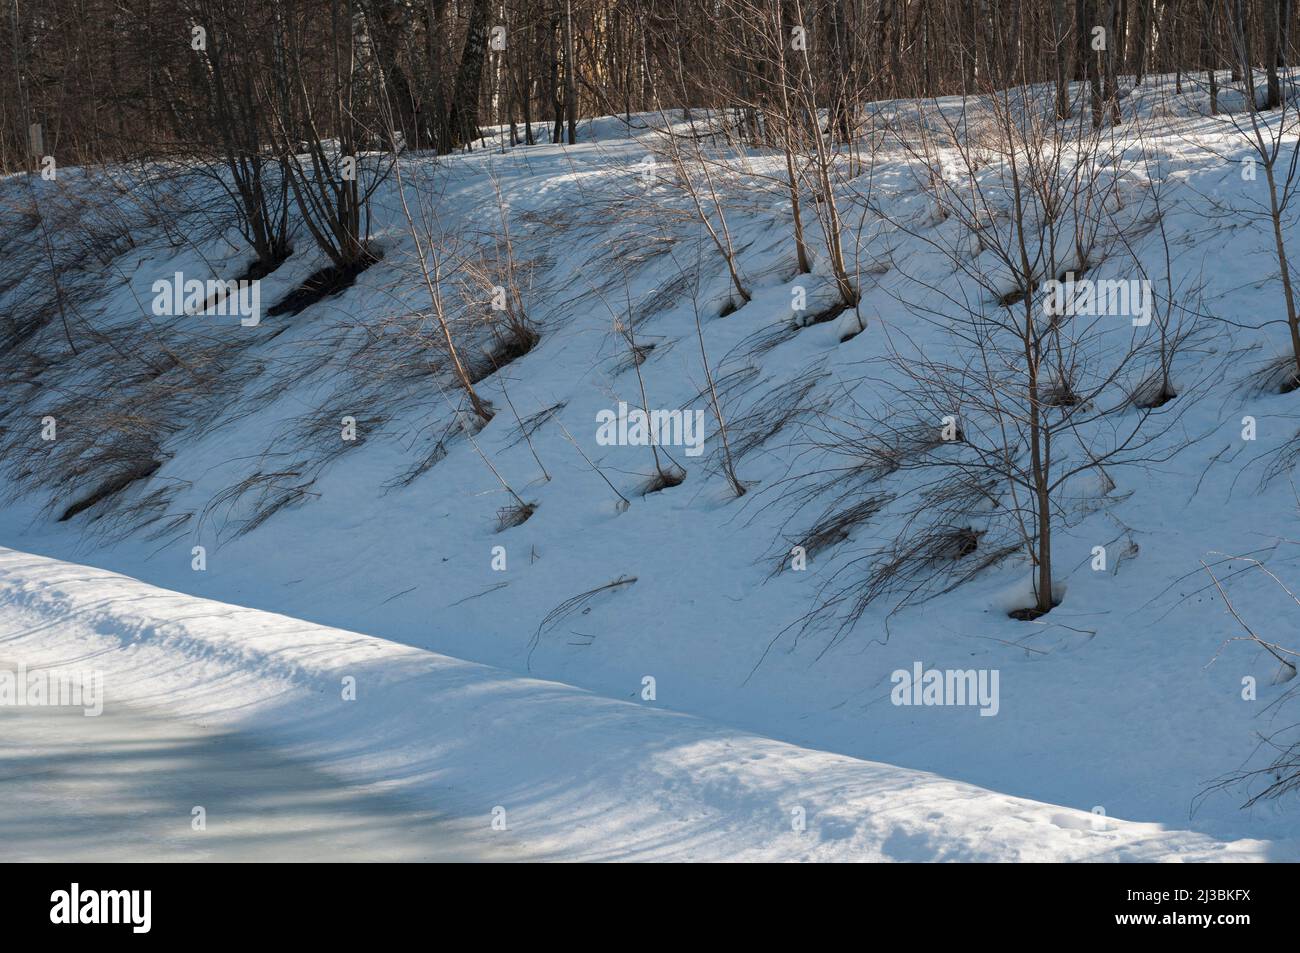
[3,0,1298,172]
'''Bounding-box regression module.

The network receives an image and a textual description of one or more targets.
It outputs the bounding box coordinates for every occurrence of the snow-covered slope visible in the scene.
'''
[3,78,1300,858]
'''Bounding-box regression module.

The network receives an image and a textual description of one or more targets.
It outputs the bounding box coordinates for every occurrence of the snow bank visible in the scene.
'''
[0,546,1285,862]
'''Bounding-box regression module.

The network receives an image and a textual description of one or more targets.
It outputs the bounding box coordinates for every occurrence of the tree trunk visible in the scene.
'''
[1134,0,1151,84]
[563,0,578,144]
[1203,0,1219,114]
[447,0,491,151]
[1266,0,1282,108]
[1104,0,1120,123]
[1079,0,1103,126]
[424,0,450,150]
[549,11,563,142]
[1054,0,1071,117]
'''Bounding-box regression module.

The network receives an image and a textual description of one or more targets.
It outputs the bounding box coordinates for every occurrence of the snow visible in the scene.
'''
[0,546,1282,861]
[0,690,513,862]
[3,77,1300,860]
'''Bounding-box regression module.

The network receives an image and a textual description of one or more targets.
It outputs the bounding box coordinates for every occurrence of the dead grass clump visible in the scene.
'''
[506,400,566,449]
[201,467,320,541]
[845,523,1015,621]
[628,269,697,328]
[1043,376,1086,407]
[724,370,829,463]
[642,466,686,496]
[527,575,637,667]
[737,321,799,359]
[496,500,537,531]
[1250,354,1300,396]
[468,324,540,383]
[267,250,382,318]
[772,492,893,577]
[96,481,194,542]
[59,456,164,522]
[610,340,667,376]
[797,302,851,328]
[1126,372,1178,409]
[850,422,951,483]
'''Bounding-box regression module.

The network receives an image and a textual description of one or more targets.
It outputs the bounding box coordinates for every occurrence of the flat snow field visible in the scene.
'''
[0,693,518,862]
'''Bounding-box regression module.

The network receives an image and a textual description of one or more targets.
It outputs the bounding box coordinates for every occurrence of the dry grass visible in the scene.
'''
[771,492,893,577]
[1249,353,1300,396]
[0,166,271,536]
[641,466,686,496]
[505,400,566,449]
[496,500,538,531]
[610,339,671,376]
[723,369,829,463]
[201,467,320,542]
[527,575,637,668]
[1125,371,1178,410]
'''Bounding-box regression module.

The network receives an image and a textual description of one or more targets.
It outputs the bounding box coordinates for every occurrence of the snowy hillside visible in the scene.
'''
[4,78,1300,861]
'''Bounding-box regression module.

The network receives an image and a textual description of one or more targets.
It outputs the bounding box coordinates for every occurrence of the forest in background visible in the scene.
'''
[5,0,1300,174]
